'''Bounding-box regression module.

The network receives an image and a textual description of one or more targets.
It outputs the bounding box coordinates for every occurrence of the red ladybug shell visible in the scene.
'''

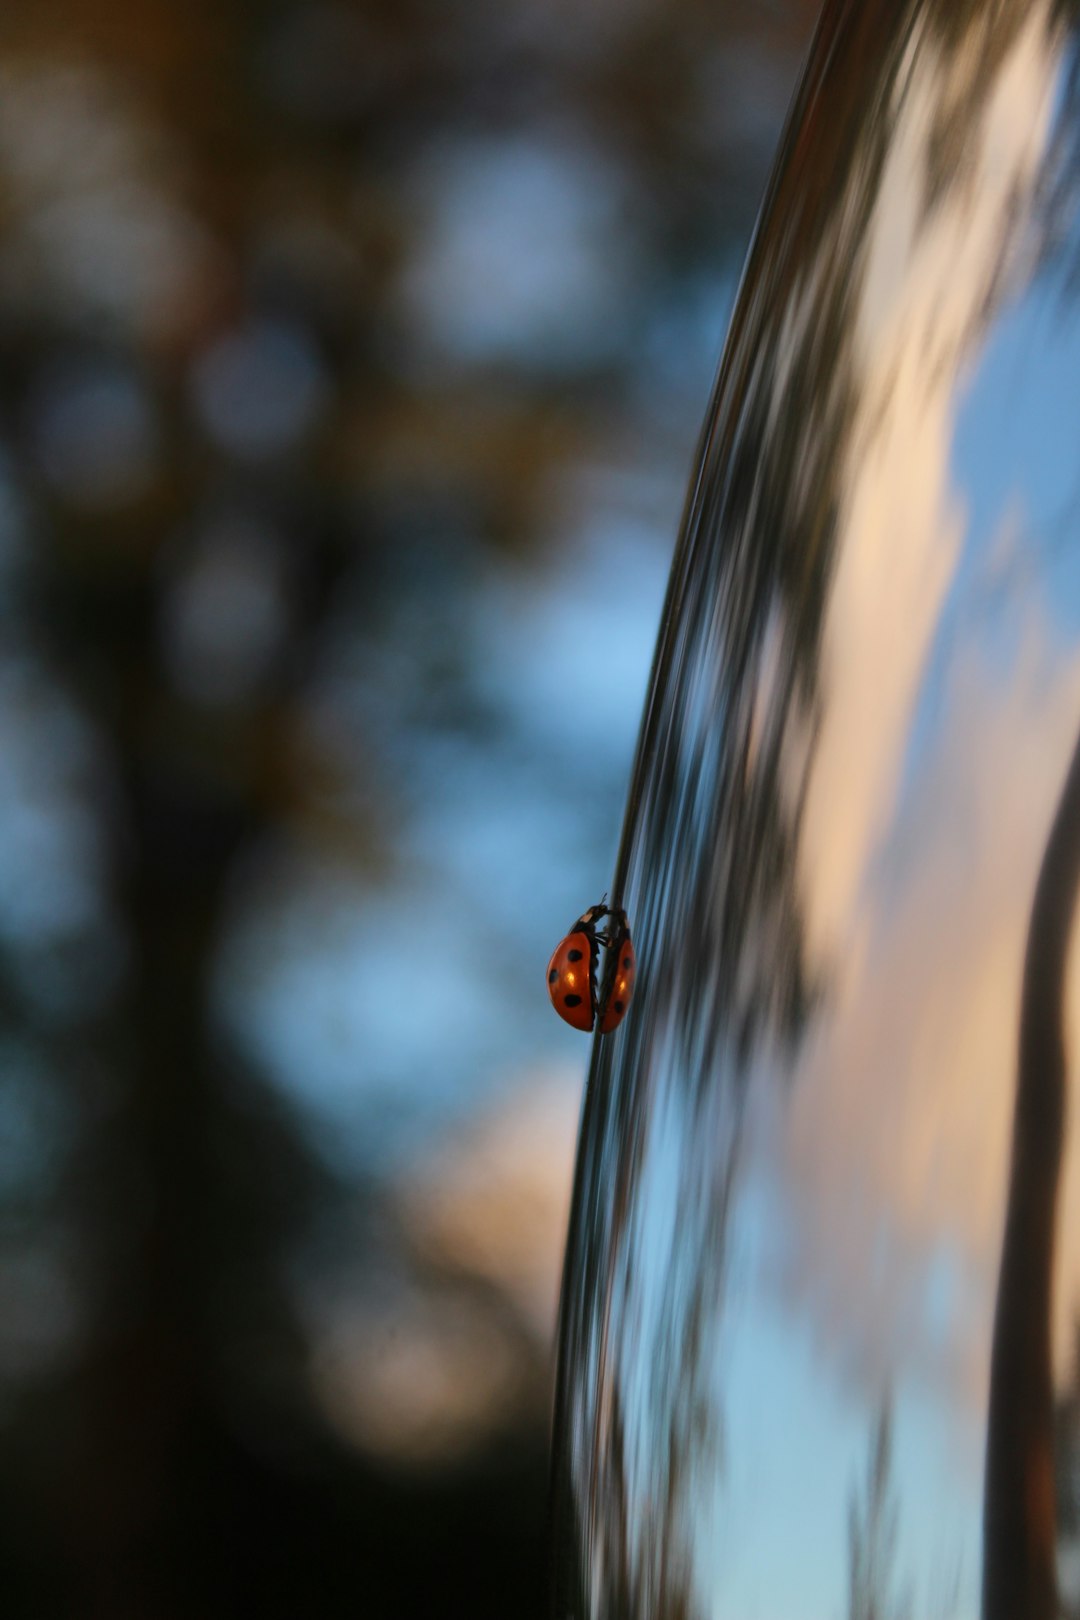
[599,918,635,1033]
[547,926,597,1031]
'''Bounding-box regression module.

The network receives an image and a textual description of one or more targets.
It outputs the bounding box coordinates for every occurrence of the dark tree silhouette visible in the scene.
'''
[983,720,1080,1620]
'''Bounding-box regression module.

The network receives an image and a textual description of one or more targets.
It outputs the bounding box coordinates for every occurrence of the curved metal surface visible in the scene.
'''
[550,1,1080,1615]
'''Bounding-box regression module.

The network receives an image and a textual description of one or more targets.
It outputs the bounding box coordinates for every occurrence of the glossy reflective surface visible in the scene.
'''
[550,2,1080,1615]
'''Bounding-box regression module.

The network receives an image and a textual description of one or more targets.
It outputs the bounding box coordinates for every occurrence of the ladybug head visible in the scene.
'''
[574,901,609,933]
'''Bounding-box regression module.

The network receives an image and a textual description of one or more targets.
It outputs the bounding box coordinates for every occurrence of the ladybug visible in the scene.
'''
[546,901,635,1033]
[598,907,636,1033]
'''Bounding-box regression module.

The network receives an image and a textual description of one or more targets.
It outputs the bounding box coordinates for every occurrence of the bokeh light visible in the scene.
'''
[0,3,814,1616]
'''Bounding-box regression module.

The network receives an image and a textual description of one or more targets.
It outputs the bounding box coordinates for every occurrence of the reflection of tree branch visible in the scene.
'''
[848,1399,911,1620]
[983,719,1080,1620]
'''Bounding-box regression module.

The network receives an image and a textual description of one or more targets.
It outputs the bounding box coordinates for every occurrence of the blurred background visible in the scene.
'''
[0,2,817,1615]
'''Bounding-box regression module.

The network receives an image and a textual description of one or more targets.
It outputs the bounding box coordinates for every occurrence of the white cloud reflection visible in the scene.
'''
[773,613,1080,1412]
[795,1,1059,976]
[759,0,1077,1429]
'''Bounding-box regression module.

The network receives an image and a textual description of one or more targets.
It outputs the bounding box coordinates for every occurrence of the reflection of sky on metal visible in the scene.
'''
[775,0,1063,1374]
[796,2,1059,975]
[719,1296,978,1615]
[556,3,1080,1617]
[735,10,1071,1613]
[953,295,1080,645]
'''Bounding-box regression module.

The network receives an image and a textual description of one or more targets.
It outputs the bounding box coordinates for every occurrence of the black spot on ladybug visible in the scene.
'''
[568,949,583,962]
[614,1000,624,1014]
[564,994,583,1008]
[623,956,632,969]
[548,969,558,983]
